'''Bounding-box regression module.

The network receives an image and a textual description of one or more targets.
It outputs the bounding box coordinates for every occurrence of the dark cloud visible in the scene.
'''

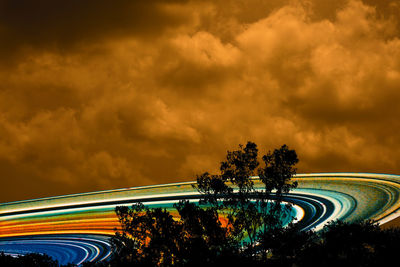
[1,0,400,202]
[0,0,191,62]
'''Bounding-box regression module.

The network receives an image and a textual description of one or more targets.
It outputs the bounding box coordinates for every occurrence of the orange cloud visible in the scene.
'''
[0,0,399,202]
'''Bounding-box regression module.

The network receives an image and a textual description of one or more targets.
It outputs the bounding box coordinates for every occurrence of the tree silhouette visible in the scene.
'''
[46,142,400,267]
[111,201,237,266]
[112,203,183,266]
[175,200,239,265]
[293,220,400,267]
[110,142,299,266]
[6,141,400,266]
[195,142,299,257]
[5,219,400,266]
[0,252,60,267]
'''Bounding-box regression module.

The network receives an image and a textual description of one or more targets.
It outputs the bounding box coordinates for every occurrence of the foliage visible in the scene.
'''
[5,142,400,266]
[257,222,315,266]
[297,220,400,267]
[6,220,400,266]
[112,203,183,266]
[0,252,60,267]
[195,142,299,253]
[109,142,300,265]
[109,200,237,266]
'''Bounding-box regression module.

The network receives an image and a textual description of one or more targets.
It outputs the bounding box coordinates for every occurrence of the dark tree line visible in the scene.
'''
[3,220,400,267]
[96,142,400,267]
[88,142,302,266]
[0,252,74,267]
[3,142,400,267]
[4,220,400,267]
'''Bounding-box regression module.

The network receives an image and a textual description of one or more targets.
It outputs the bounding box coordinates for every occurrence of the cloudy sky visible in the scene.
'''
[0,0,399,202]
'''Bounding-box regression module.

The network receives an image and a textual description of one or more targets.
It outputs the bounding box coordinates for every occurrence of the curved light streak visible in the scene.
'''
[1,173,400,265]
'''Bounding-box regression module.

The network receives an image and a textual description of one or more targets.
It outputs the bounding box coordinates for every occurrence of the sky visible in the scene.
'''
[0,0,399,202]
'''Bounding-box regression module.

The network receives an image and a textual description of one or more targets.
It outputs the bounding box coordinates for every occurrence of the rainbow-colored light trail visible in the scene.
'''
[1,173,400,265]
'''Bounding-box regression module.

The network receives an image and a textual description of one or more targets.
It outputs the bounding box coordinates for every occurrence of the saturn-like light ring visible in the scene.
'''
[1,173,400,265]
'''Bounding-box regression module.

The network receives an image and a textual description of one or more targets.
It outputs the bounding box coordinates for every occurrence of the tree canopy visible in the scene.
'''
[195,143,298,254]
[82,142,400,267]
[109,142,300,266]
[7,142,400,267]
